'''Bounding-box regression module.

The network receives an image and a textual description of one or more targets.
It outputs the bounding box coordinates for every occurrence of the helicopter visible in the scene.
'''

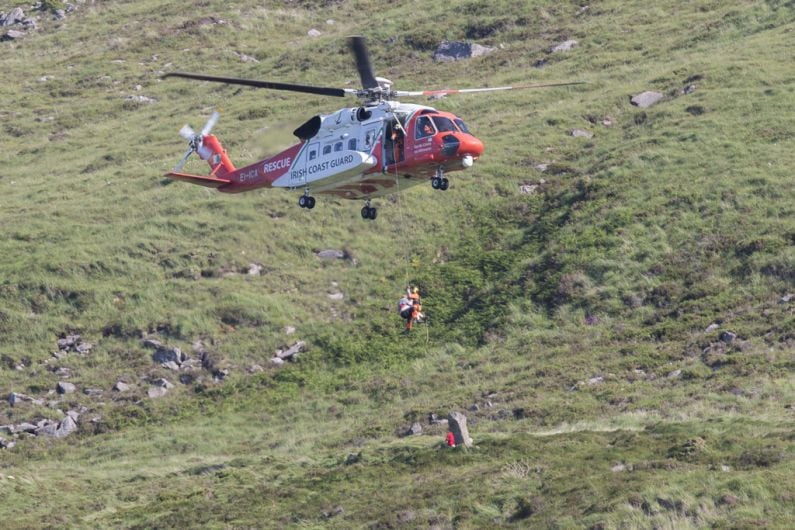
[164,36,581,220]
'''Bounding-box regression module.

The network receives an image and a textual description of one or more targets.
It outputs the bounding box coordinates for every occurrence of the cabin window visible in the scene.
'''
[334,141,343,152]
[308,147,318,160]
[348,138,357,150]
[415,116,435,139]
[432,116,456,132]
[365,129,376,147]
[454,119,471,134]
[323,144,332,155]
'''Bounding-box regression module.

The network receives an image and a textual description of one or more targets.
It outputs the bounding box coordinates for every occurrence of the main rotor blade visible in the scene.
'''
[349,36,379,89]
[164,72,348,98]
[395,81,586,98]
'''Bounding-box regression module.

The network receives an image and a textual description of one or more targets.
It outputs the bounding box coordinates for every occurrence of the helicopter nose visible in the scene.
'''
[459,135,484,158]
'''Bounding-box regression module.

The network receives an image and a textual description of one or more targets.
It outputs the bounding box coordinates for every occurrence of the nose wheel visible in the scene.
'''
[361,200,377,220]
[431,169,449,191]
[298,191,315,209]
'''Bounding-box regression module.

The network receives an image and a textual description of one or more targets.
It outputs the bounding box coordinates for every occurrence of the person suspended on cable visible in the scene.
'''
[406,286,424,331]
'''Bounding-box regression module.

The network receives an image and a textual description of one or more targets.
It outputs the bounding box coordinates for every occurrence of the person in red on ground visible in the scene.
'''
[446,431,456,448]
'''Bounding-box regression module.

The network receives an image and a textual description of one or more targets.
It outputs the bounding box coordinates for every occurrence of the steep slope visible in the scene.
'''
[0,0,793,527]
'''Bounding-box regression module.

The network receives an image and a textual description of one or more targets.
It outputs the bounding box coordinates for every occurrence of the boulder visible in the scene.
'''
[551,39,578,52]
[0,8,25,26]
[447,412,473,447]
[1,30,24,41]
[630,91,664,108]
[316,249,345,259]
[83,388,103,397]
[56,381,76,394]
[13,422,38,434]
[148,386,168,398]
[432,41,495,62]
[152,378,174,389]
[570,128,593,138]
[274,341,306,361]
[151,345,185,366]
[112,381,130,392]
[405,422,422,436]
[307,28,321,38]
[719,331,737,343]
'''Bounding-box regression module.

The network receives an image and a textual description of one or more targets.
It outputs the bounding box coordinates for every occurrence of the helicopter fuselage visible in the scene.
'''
[172,100,484,200]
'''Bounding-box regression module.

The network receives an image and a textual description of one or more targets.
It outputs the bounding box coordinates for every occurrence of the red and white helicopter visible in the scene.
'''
[164,37,580,220]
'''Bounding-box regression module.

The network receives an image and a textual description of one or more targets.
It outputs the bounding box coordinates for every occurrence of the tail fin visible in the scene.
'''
[196,135,235,178]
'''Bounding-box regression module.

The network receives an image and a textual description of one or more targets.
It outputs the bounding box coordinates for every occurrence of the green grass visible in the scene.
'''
[1,0,794,527]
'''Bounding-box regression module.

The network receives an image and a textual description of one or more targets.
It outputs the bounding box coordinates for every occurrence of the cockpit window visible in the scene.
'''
[432,116,456,133]
[415,116,435,139]
[454,119,471,134]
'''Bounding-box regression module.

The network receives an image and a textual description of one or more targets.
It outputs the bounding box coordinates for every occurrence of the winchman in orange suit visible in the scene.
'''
[406,286,423,331]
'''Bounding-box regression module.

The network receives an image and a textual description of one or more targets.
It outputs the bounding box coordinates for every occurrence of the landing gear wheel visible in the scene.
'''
[439,177,449,191]
[360,206,377,220]
[299,194,315,209]
[431,176,441,190]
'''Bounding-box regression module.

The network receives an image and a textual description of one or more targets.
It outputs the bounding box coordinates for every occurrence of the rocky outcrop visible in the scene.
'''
[448,412,473,447]
[432,41,495,62]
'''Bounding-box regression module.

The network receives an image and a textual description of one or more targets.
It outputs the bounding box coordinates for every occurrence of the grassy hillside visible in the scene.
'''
[1,0,793,527]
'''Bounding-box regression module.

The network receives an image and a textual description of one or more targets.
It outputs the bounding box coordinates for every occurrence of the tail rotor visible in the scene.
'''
[173,111,220,171]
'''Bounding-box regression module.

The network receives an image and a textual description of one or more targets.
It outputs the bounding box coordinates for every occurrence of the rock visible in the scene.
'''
[681,84,697,95]
[112,381,130,392]
[328,292,344,301]
[0,425,11,434]
[74,342,92,354]
[612,463,626,472]
[718,494,739,506]
[705,323,720,333]
[8,392,31,406]
[57,334,81,350]
[316,249,345,259]
[233,51,259,63]
[2,30,25,41]
[406,422,422,436]
[124,95,156,104]
[520,184,540,194]
[247,364,265,373]
[151,345,185,366]
[0,8,25,26]
[161,361,180,371]
[246,262,263,275]
[432,41,495,62]
[447,412,473,448]
[51,350,68,360]
[0,437,15,449]
[570,128,593,138]
[66,410,80,422]
[719,331,737,343]
[212,369,229,382]
[307,28,321,38]
[667,369,682,379]
[13,422,38,434]
[321,506,344,519]
[142,338,163,350]
[587,376,604,386]
[148,386,168,398]
[270,357,285,366]
[429,413,448,425]
[55,416,77,438]
[630,91,664,108]
[56,382,76,394]
[551,39,578,52]
[284,326,296,335]
[34,420,59,437]
[83,388,103,397]
[274,341,306,361]
[780,293,793,304]
[152,378,174,389]
[344,452,361,465]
